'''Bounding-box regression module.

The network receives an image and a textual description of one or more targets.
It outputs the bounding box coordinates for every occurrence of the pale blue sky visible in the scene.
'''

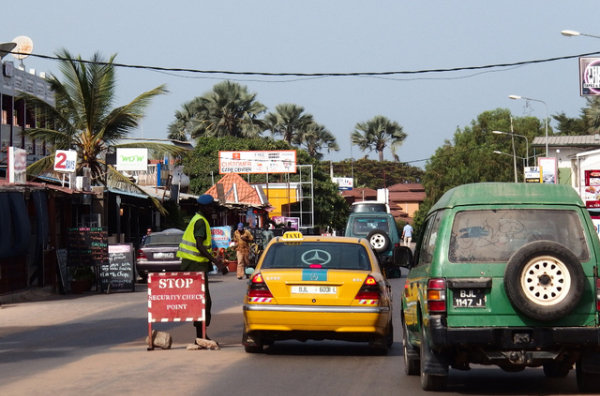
[4,1,600,170]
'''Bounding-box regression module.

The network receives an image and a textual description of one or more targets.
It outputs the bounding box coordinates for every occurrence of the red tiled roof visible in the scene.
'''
[205,173,264,206]
[389,191,427,202]
[341,188,377,199]
[387,183,424,192]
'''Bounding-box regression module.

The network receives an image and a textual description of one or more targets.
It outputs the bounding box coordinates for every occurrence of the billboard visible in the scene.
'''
[538,157,557,184]
[580,57,600,96]
[116,148,148,171]
[219,150,296,174]
[332,177,353,190]
[8,147,27,183]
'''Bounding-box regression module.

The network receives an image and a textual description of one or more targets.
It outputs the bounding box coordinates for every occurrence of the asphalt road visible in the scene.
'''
[0,272,586,396]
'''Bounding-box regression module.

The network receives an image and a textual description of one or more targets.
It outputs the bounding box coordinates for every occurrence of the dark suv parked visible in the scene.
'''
[399,182,600,392]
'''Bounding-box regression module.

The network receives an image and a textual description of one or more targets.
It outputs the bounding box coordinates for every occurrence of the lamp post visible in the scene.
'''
[509,94,549,157]
[492,130,530,166]
[561,30,600,40]
[493,150,525,182]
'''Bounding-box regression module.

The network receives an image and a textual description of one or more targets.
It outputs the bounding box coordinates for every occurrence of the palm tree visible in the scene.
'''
[351,115,407,161]
[264,103,313,144]
[171,81,266,140]
[167,98,204,140]
[20,49,183,212]
[295,122,339,160]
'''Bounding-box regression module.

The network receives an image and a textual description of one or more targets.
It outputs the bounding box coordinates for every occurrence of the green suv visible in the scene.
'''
[345,212,403,278]
[399,183,600,392]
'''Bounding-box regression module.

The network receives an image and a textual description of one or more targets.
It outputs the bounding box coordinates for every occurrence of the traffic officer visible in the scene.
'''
[177,194,223,342]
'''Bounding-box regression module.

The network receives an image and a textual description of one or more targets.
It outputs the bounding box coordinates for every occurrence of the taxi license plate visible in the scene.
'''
[452,288,486,308]
[291,285,337,294]
[154,252,175,259]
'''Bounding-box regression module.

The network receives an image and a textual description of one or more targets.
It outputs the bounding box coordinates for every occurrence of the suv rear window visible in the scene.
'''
[449,209,589,262]
[351,203,388,213]
[261,242,371,270]
[351,217,391,236]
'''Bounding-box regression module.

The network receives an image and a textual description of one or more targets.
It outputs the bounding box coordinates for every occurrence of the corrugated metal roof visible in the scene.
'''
[532,135,600,147]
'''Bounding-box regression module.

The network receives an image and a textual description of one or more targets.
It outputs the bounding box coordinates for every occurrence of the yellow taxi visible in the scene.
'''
[242,231,393,353]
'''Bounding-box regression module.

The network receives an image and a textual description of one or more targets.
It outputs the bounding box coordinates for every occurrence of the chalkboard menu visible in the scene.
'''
[100,244,135,293]
[67,227,108,268]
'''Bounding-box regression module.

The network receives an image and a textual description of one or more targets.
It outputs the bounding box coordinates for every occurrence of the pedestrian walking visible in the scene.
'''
[402,223,413,247]
[176,194,224,343]
[233,222,253,279]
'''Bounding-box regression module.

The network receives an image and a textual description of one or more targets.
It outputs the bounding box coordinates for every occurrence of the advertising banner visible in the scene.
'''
[580,57,600,96]
[538,157,557,184]
[8,146,27,183]
[219,150,296,174]
[53,149,77,173]
[584,170,600,208]
[524,166,541,183]
[211,226,232,249]
[272,216,300,230]
[116,148,148,171]
[332,177,353,190]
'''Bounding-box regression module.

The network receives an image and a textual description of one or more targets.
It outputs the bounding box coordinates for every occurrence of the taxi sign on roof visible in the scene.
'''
[282,231,303,241]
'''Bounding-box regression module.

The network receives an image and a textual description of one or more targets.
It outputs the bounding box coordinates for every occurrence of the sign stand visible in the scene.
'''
[147,272,205,351]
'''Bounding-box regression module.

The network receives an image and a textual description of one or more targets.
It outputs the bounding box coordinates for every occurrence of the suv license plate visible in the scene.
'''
[452,288,486,308]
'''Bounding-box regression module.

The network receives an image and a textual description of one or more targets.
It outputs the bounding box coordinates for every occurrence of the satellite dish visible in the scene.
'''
[0,42,17,60]
[11,36,33,60]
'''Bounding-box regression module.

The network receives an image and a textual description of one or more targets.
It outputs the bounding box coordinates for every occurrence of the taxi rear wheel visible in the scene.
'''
[242,330,264,353]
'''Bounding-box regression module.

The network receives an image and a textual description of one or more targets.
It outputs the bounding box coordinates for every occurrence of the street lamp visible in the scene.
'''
[492,130,530,166]
[561,30,600,40]
[509,94,549,157]
[493,150,524,182]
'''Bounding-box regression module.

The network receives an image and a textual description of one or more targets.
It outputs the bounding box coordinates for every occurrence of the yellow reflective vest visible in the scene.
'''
[177,213,212,262]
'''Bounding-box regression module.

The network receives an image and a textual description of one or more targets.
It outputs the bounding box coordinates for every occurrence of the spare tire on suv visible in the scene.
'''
[504,240,585,322]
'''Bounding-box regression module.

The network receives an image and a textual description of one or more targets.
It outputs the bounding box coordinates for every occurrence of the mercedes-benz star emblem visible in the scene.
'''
[301,249,331,265]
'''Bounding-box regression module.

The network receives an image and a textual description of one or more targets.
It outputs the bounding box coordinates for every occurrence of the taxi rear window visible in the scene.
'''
[261,242,371,270]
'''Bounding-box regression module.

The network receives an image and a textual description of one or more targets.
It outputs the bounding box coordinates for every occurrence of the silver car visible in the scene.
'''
[136,228,184,280]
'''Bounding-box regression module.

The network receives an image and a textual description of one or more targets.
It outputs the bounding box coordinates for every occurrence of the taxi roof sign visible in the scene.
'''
[282,231,303,241]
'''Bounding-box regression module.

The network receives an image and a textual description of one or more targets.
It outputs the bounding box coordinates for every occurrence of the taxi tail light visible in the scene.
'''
[136,250,147,260]
[355,275,381,301]
[248,272,273,298]
[596,278,600,312]
[427,278,447,313]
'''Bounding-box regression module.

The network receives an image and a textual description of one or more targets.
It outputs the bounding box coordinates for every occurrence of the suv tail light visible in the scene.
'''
[137,249,147,260]
[248,273,273,299]
[355,275,381,302]
[427,278,446,313]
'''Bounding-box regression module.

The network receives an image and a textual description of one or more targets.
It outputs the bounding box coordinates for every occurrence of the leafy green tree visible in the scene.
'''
[321,159,423,189]
[351,115,407,162]
[168,81,266,140]
[21,49,182,211]
[264,103,314,144]
[414,108,548,233]
[295,122,339,160]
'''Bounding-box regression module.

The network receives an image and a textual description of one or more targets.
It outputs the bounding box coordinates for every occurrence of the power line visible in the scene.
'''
[12,49,600,79]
